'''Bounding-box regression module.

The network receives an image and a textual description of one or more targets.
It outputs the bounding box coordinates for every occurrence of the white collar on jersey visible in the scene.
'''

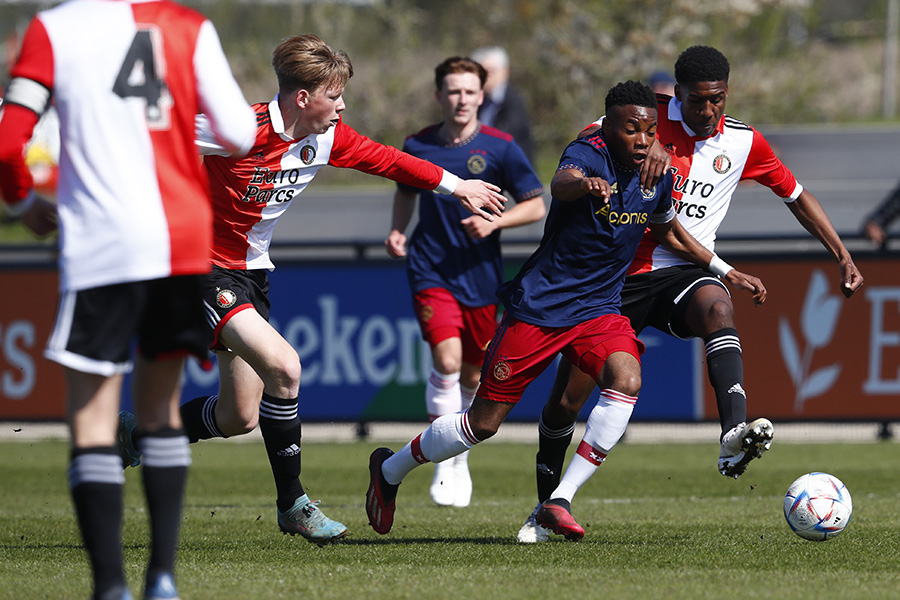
[268,96,293,142]
[667,96,700,137]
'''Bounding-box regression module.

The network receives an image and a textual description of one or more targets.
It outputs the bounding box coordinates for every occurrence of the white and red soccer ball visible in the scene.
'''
[783,472,852,541]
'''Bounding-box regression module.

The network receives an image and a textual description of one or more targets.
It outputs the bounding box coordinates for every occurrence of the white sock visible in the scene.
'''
[550,389,636,503]
[460,384,477,411]
[382,410,479,485]
[426,369,461,421]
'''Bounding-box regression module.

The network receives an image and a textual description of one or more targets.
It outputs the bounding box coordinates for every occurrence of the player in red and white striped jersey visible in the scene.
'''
[517,46,863,542]
[168,34,507,544]
[0,1,256,597]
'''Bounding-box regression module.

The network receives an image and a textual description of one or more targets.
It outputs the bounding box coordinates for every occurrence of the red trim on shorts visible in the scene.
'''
[211,302,254,349]
[575,440,607,466]
[411,434,429,464]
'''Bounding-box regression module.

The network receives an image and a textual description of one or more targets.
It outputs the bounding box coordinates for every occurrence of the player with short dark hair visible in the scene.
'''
[0,1,257,598]
[516,45,863,543]
[674,44,730,86]
[367,80,761,539]
[385,56,545,507]
[118,34,509,545]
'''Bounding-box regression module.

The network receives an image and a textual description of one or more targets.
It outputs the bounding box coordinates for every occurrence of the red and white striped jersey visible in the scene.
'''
[198,99,457,270]
[0,0,255,292]
[627,95,802,274]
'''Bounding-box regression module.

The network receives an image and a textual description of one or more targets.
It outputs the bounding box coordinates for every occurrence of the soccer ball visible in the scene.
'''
[783,472,852,541]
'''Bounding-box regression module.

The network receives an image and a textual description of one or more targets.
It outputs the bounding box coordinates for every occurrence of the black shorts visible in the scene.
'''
[621,264,729,339]
[203,266,271,350]
[45,275,210,376]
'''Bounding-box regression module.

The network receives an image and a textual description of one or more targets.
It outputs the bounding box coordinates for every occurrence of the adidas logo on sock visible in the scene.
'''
[537,463,554,476]
[277,444,301,457]
[727,383,746,398]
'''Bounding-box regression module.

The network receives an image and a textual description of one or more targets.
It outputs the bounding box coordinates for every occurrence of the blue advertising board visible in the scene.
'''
[123,262,699,422]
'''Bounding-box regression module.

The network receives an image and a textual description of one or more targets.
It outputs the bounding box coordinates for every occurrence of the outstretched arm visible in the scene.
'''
[787,189,863,298]
[460,194,546,240]
[649,218,767,305]
[449,178,507,222]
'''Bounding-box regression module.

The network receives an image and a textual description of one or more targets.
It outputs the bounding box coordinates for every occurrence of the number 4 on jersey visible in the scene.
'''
[113,28,173,129]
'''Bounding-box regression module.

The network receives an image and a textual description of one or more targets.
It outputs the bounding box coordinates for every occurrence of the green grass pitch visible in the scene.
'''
[1,437,898,599]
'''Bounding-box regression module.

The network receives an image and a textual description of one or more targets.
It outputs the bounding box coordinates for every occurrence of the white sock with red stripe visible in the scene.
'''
[549,389,636,503]
[460,385,477,411]
[426,369,461,421]
[382,410,479,485]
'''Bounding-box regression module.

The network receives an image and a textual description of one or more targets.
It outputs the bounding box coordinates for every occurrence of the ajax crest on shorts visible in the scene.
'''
[492,359,511,381]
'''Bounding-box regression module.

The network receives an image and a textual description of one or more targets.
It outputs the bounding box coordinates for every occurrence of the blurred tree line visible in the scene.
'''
[0,0,897,179]
[201,0,896,176]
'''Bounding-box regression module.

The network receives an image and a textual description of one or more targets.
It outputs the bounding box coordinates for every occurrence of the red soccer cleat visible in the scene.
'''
[535,499,585,541]
[366,447,399,534]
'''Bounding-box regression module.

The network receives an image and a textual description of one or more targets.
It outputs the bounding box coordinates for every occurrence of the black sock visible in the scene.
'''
[179,395,224,443]
[69,447,125,599]
[704,327,748,439]
[140,428,190,578]
[258,393,305,512]
[535,416,575,503]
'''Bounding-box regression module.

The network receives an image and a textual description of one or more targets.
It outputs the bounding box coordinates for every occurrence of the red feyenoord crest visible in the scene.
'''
[712,153,732,174]
[300,144,316,165]
[492,359,511,381]
[216,288,237,308]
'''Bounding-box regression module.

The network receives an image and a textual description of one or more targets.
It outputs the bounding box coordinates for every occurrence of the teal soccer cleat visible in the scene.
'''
[277,494,348,545]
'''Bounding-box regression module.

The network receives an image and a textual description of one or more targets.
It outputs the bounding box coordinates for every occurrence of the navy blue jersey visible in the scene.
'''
[399,123,544,307]
[498,134,675,327]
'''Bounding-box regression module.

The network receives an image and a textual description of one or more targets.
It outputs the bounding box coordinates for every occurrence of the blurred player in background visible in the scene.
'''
[120,34,508,545]
[647,70,676,96]
[471,46,535,164]
[385,56,544,508]
[516,45,863,543]
[0,1,256,598]
[862,179,900,249]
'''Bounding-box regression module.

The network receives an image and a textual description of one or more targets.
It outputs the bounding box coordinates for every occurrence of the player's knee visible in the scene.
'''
[607,371,641,398]
[265,353,302,395]
[433,354,462,375]
[700,297,736,332]
[709,297,735,320]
